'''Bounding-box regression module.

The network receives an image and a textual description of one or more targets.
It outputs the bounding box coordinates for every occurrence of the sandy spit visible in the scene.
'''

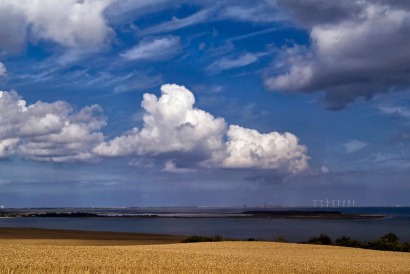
[1,240,410,273]
[0,227,186,246]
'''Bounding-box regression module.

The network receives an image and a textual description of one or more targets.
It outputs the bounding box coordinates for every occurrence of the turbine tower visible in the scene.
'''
[313,200,317,207]
[342,200,346,207]
[347,200,351,207]
[331,200,335,207]
[337,200,341,207]
[325,198,330,208]
[352,200,356,207]
[319,200,324,208]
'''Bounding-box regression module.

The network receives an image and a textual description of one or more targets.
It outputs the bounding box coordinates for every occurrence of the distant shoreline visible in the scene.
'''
[0,210,386,220]
[241,210,385,219]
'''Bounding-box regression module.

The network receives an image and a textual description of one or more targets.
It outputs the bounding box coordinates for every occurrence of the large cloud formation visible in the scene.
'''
[0,0,112,53]
[94,84,309,174]
[223,125,308,173]
[94,84,227,161]
[266,0,410,110]
[0,91,105,162]
[0,84,309,174]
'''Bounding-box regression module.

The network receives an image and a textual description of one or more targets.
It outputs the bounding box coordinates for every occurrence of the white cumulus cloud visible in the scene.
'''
[222,125,308,174]
[0,138,19,158]
[0,84,309,175]
[121,36,180,61]
[0,0,113,53]
[94,84,227,159]
[267,1,410,109]
[95,84,309,174]
[0,91,105,162]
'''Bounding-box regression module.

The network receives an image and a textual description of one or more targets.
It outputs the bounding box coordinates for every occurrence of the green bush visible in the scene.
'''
[274,236,288,243]
[367,233,402,251]
[335,236,365,248]
[381,233,400,243]
[402,241,410,252]
[302,232,409,253]
[182,235,223,243]
[305,234,332,245]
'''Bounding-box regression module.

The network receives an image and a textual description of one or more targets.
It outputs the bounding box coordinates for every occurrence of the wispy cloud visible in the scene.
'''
[121,36,180,61]
[207,52,267,73]
[141,8,214,35]
[219,3,283,23]
[228,26,285,42]
[379,106,410,119]
[113,73,162,93]
[359,152,410,170]
[0,62,6,76]
[162,160,196,173]
[343,140,368,154]
[321,166,330,174]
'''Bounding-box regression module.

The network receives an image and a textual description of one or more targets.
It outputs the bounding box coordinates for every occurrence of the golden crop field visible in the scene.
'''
[0,240,410,273]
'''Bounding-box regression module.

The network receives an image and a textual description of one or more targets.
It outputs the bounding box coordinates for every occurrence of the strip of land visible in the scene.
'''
[0,210,386,219]
[0,227,186,246]
[242,210,385,219]
[0,229,409,273]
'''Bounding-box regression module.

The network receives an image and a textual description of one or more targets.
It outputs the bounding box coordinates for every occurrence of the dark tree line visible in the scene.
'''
[182,232,410,253]
[303,232,410,252]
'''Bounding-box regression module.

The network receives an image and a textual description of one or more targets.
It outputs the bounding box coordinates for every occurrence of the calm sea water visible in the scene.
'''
[0,207,409,242]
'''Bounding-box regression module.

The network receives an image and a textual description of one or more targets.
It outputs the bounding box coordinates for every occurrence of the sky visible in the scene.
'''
[0,0,410,207]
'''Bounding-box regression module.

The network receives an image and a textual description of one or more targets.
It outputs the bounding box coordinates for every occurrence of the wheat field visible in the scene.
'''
[1,239,410,273]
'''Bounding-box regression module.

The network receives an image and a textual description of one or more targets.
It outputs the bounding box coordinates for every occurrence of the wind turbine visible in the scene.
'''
[331,200,335,207]
[342,200,346,207]
[319,200,324,207]
[313,200,318,207]
[347,200,351,207]
[325,199,330,208]
[337,200,341,207]
[352,200,356,207]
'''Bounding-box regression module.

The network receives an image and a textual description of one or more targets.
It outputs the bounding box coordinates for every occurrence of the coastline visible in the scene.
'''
[0,209,386,219]
[0,227,186,246]
[241,210,386,219]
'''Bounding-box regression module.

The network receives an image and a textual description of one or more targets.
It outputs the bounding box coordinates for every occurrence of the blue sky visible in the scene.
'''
[0,0,410,207]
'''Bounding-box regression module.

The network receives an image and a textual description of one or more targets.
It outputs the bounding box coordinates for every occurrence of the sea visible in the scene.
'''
[0,207,409,243]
